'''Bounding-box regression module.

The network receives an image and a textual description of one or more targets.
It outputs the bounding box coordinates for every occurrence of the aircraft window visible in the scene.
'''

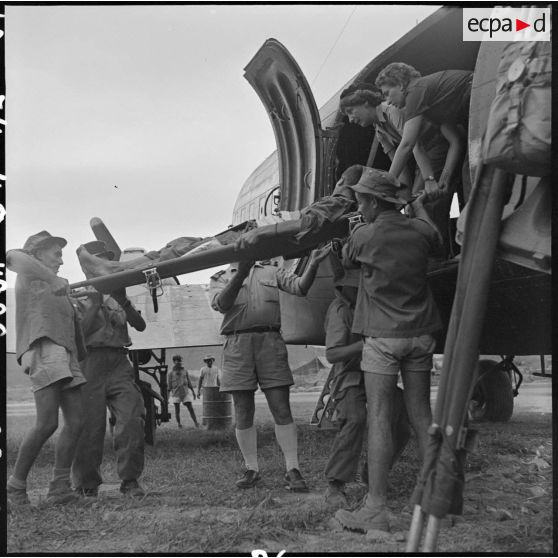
[262,187,280,217]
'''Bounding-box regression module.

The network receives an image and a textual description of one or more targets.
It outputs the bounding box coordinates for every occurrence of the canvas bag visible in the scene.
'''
[483,41,551,177]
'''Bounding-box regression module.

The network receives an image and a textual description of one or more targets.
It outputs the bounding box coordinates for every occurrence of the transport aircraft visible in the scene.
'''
[64,6,549,443]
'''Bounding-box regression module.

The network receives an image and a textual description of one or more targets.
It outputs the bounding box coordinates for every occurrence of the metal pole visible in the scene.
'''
[411,167,510,552]
[422,515,442,552]
[406,504,426,552]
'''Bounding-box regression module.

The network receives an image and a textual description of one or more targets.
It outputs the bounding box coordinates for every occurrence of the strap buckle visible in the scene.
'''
[143,268,164,313]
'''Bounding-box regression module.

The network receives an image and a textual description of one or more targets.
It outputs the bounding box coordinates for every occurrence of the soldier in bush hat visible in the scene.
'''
[334,173,442,533]
[72,240,148,499]
[6,231,86,506]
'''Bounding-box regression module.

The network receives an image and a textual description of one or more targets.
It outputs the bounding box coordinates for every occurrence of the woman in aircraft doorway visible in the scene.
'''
[339,83,450,257]
[375,63,473,206]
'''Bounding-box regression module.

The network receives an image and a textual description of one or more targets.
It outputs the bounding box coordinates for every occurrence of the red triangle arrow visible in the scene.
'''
[516,18,530,31]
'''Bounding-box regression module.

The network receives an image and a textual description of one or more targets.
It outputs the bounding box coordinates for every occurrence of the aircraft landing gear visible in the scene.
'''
[469,356,523,422]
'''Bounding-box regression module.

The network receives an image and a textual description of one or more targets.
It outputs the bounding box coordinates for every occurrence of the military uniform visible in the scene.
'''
[15,270,87,391]
[210,260,316,491]
[323,291,366,484]
[345,213,442,349]
[72,293,145,492]
[210,262,305,392]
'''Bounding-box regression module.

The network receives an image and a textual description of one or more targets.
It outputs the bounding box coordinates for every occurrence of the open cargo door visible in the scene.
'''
[244,38,329,211]
[244,39,337,344]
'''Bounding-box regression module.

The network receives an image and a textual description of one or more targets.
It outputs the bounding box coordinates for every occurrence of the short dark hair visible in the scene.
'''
[375,63,421,89]
[339,82,383,114]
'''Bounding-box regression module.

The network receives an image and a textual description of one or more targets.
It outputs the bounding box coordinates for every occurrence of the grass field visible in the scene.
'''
[6,394,553,554]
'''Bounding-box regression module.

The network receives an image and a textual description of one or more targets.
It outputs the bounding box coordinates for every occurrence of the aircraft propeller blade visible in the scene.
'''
[90,217,122,260]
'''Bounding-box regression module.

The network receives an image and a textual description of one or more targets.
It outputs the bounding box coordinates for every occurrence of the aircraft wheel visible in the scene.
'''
[470,359,514,422]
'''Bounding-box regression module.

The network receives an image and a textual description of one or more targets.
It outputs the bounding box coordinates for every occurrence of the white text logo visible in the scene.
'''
[463,7,551,42]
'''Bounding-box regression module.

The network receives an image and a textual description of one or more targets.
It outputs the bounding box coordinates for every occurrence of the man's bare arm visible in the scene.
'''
[214,261,254,312]
[6,250,69,293]
[296,246,331,295]
[115,296,146,332]
[410,192,443,247]
[326,340,363,364]
[389,115,424,179]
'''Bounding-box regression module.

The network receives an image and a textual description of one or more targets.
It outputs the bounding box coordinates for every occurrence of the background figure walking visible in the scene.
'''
[169,355,199,428]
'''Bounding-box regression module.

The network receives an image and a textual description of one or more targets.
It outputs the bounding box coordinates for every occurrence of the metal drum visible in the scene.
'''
[202,386,232,430]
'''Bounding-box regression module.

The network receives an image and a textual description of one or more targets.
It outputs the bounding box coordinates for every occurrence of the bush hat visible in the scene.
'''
[23,231,67,253]
[82,240,115,261]
[348,168,408,205]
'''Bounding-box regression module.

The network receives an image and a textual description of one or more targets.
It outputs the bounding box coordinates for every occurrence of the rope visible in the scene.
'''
[310,6,357,88]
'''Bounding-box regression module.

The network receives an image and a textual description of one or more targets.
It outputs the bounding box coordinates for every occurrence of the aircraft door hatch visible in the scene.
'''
[244,39,326,212]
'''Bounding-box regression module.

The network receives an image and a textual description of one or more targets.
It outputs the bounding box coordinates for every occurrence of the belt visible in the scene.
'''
[87,346,128,354]
[226,326,281,335]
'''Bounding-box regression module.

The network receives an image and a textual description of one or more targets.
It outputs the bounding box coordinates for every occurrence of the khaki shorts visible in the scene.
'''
[220,331,293,392]
[361,334,436,376]
[21,338,86,392]
[169,390,193,404]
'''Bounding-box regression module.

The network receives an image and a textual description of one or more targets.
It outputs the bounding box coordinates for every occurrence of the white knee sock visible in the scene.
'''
[235,425,258,472]
[275,422,299,471]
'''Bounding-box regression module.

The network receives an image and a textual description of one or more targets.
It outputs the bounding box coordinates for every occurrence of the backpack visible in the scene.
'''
[482,41,551,177]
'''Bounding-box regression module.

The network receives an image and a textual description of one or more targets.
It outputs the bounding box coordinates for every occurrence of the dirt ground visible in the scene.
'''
[6,405,553,555]
[6,360,553,554]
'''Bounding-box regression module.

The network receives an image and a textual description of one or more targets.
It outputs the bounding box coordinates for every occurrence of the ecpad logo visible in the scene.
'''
[463,7,551,42]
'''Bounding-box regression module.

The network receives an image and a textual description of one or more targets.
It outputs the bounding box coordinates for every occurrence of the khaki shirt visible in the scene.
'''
[344,211,442,338]
[210,262,304,335]
[79,294,131,348]
[15,272,86,363]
